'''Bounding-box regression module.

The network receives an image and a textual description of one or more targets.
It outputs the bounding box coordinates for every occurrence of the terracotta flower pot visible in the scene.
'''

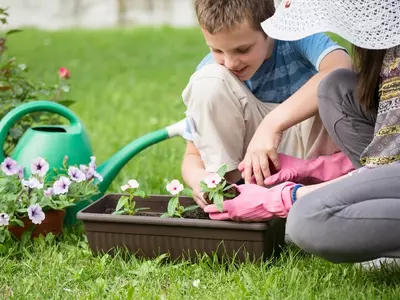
[9,209,65,239]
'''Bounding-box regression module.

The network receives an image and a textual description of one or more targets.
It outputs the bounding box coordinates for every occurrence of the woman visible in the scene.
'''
[204,0,400,264]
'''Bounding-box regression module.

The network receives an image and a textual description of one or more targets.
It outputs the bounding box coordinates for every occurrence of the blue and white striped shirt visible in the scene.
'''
[184,33,345,140]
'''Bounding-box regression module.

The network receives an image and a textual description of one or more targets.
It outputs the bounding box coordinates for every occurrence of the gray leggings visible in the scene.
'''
[287,69,400,263]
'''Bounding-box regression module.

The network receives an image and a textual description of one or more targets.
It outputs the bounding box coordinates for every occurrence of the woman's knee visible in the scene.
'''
[318,68,357,114]
[287,196,345,263]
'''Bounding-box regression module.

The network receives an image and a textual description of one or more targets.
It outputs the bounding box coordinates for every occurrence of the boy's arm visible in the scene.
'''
[181,141,211,208]
[243,49,352,185]
[261,49,352,134]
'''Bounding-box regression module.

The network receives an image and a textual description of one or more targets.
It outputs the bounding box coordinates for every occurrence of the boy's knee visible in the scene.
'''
[183,64,244,110]
[194,64,234,80]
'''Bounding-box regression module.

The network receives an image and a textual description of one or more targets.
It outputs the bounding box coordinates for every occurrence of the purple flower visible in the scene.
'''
[68,166,86,182]
[17,165,24,179]
[87,169,103,182]
[30,157,49,177]
[27,204,45,225]
[0,213,10,226]
[80,157,103,182]
[89,156,96,169]
[1,157,19,176]
[44,187,53,197]
[22,177,43,189]
[53,176,71,195]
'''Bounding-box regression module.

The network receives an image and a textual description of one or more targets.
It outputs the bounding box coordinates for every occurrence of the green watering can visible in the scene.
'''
[0,101,186,225]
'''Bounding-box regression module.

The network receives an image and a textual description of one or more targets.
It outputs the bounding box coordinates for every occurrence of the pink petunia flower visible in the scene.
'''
[166,179,184,195]
[121,179,139,191]
[203,173,222,188]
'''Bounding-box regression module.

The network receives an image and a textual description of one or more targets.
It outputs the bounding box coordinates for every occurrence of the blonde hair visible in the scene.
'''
[195,0,275,34]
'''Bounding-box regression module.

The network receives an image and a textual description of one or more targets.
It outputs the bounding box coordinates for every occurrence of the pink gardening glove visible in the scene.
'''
[262,151,354,186]
[203,182,297,222]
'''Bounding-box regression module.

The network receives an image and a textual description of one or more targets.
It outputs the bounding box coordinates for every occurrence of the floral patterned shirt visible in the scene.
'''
[359,45,400,167]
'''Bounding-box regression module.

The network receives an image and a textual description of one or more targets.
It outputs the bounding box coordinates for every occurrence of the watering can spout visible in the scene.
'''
[96,118,186,193]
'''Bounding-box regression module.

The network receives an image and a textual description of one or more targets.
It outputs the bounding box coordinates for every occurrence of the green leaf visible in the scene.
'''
[223,193,236,198]
[6,29,22,36]
[135,207,149,211]
[0,231,6,244]
[134,190,146,198]
[183,205,199,212]
[13,219,24,227]
[223,184,234,191]
[216,165,228,177]
[181,188,193,198]
[55,100,75,107]
[160,212,170,218]
[214,193,224,212]
[200,181,210,192]
[112,210,125,215]
[209,190,215,201]
[115,196,129,212]
[167,197,178,216]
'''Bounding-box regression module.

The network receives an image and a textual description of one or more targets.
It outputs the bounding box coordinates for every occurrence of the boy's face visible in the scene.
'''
[202,20,273,81]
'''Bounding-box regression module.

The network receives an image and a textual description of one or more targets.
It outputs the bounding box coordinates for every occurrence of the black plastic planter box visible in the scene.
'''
[77,194,286,262]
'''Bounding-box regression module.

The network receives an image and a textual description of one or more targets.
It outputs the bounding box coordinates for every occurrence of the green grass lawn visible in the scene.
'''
[0,28,399,299]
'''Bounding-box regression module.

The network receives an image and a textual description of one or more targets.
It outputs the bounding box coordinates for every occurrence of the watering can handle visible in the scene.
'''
[0,101,82,162]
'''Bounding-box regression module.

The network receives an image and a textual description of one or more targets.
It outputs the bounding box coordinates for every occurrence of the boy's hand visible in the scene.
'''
[240,127,282,185]
[192,184,208,208]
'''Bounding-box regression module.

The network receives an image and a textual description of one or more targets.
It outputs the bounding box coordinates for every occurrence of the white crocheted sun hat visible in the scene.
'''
[261,0,400,50]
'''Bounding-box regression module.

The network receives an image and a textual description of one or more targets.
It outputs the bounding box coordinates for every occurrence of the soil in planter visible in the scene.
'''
[103,207,210,219]
[203,184,241,204]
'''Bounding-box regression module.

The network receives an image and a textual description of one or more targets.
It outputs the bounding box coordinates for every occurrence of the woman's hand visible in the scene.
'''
[240,127,283,185]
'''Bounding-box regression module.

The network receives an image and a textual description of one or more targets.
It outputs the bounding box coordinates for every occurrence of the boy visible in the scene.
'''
[182,0,352,207]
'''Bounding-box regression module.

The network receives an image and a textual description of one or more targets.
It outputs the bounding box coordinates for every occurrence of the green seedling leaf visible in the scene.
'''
[136,207,150,212]
[115,196,129,212]
[112,210,125,215]
[208,190,215,201]
[223,193,236,198]
[181,188,193,198]
[223,184,235,191]
[200,181,210,192]
[167,197,178,216]
[134,190,146,198]
[183,205,199,212]
[214,193,224,212]
[216,165,228,177]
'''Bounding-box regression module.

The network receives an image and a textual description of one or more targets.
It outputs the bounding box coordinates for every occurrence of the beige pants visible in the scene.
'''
[183,64,339,172]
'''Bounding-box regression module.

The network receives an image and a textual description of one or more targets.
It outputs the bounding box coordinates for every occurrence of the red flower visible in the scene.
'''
[59,67,70,79]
